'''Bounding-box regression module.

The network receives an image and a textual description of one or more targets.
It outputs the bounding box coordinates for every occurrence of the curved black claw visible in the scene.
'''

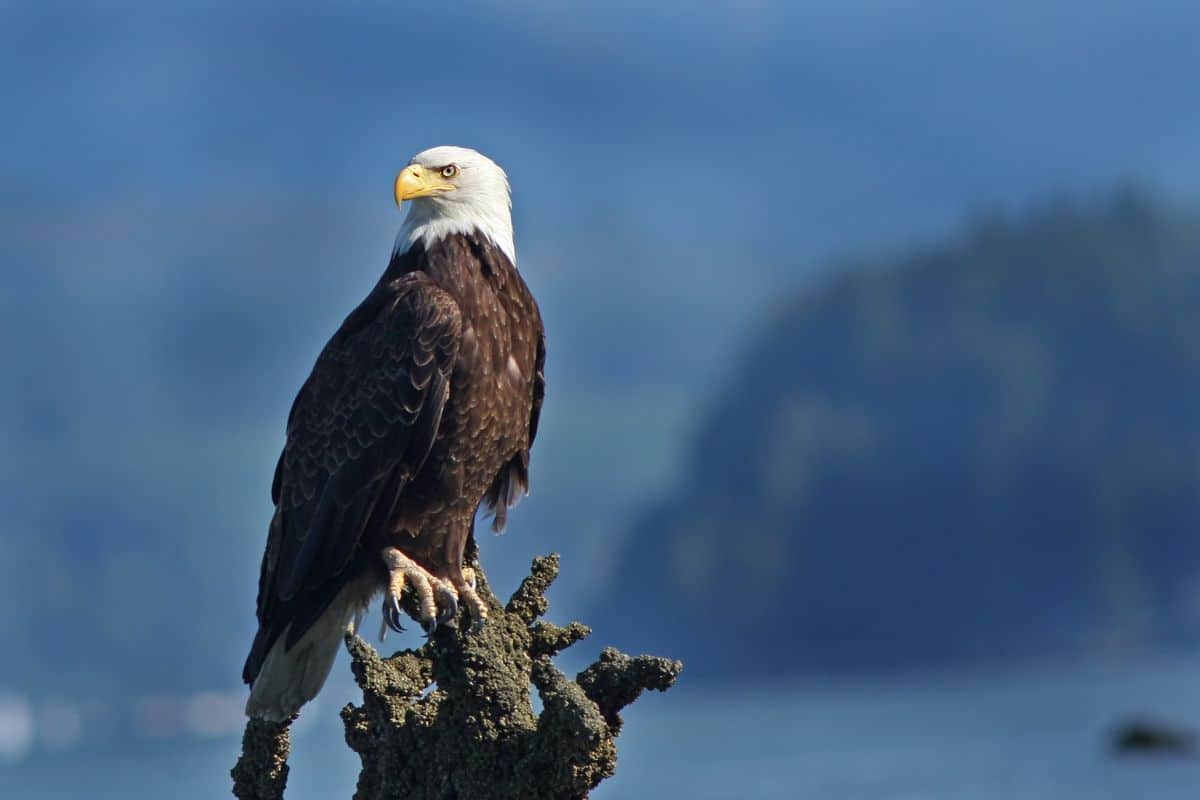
[437,592,459,626]
[384,595,405,633]
[469,616,486,635]
[421,616,438,638]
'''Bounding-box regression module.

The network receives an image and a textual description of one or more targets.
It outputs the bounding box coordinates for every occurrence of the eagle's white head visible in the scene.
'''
[392,145,515,264]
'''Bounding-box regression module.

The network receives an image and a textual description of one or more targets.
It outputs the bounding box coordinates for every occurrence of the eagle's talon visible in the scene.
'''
[437,591,459,625]
[384,595,406,633]
[381,546,459,640]
[451,573,488,633]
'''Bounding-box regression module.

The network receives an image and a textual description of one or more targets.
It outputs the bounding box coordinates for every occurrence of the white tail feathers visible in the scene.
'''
[245,590,359,721]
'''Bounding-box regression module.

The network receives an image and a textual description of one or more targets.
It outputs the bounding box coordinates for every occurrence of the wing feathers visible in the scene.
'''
[483,333,544,533]
[247,274,461,678]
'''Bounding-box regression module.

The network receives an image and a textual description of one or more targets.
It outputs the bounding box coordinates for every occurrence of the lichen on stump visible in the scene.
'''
[342,553,682,800]
[231,717,294,800]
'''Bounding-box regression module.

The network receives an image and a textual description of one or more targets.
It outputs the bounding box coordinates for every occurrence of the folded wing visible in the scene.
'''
[244,273,461,684]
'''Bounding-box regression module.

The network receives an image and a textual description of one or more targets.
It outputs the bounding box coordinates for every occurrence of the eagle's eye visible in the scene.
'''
[441,165,459,179]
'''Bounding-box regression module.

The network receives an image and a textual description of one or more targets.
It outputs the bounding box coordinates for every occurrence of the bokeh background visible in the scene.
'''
[3,1,1200,797]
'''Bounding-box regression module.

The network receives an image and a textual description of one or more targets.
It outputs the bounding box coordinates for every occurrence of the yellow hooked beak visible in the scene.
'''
[394,165,456,205]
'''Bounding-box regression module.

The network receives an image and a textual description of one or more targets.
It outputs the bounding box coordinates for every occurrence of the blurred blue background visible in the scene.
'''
[3,1,1200,797]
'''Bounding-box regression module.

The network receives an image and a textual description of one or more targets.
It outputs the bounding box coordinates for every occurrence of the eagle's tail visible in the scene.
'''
[244,590,359,722]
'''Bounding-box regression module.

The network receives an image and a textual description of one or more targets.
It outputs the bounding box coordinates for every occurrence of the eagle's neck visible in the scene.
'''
[381,230,521,304]
[393,194,515,266]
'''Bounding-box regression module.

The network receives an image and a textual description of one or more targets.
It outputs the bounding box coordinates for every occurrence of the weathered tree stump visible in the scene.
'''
[232,554,682,799]
[231,717,293,800]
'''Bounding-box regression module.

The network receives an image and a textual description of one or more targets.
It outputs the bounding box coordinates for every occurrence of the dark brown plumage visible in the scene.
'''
[243,229,544,702]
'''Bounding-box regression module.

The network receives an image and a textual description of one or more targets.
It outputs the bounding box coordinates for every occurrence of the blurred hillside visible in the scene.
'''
[605,195,1200,677]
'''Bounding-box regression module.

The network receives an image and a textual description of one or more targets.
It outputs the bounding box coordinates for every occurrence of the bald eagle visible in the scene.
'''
[243,146,545,721]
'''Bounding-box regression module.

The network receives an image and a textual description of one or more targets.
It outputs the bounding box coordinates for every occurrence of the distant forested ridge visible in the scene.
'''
[604,194,1200,677]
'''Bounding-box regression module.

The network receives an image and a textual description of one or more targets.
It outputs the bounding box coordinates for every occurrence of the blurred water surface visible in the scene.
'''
[4,655,1199,799]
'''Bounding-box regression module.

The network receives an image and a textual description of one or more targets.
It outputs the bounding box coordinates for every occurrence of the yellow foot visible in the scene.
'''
[379,547,459,638]
[454,566,488,633]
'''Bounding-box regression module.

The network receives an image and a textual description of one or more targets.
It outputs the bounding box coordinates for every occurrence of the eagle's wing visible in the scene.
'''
[528,332,546,445]
[484,327,545,532]
[245,273,461,682]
